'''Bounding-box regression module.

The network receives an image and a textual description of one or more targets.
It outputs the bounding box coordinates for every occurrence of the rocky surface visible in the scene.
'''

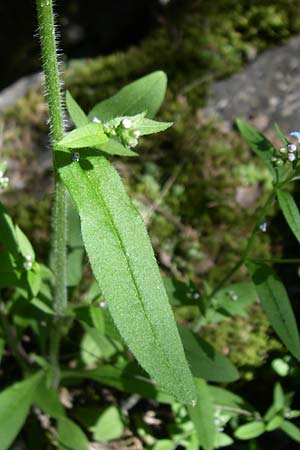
[0,73,42,112]
[203,36,300,137]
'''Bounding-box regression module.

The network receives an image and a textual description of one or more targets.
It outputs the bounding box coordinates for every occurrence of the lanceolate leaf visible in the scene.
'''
[57,149,196,404]
[88,71,167,121]
[247,262,300,360]
[187,379,216,450]
[178,326,239,382]
[274,123,289,146]
[99,139,138,157]
[235,422,265,440]
[58,123,108,149]
[33,378,65,419]
[277,189,300,242]
[137,117,173,135]
[280,420,300,442]
[0,372,42,450]
[58,417,89,450]
[237,119,286,180]
[66,90,89,128]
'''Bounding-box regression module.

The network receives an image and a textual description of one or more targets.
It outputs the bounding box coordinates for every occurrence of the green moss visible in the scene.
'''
[201,305,282,375]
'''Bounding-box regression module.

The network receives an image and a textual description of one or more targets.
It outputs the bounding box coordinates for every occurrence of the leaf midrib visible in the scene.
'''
[264,279,300,355]
[72,160,185,392]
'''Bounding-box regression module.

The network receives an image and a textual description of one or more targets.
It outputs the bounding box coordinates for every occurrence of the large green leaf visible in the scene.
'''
[247,262,300,360]
[178,326,239,382]
[57,150,196,404]
[237,119,282,180]
[0,372,42,450]
[277,189,300,242]
[187,379,216,450]
[88,71,167,121]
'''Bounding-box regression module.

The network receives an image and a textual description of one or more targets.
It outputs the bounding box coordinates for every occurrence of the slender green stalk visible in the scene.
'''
[249,258,300,264]
[193,190,276,332]
[36,0,67,314]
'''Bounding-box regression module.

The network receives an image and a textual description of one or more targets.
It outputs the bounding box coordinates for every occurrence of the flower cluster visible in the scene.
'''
[0,165,9,191]
[272,131,300,168]
[93,115,142,149]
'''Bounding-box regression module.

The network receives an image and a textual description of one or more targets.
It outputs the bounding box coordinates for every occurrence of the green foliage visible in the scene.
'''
[91,405,124,441]
[88,71,167,121]
[0,372,43,450]
[188,379,216,450]
[277,189,300,242]
[247,262,300,360]
[57,417,89,450]
[58,122,108,149]
[178,326,239,382]
[235,421,266,440]
[237,119,278,180]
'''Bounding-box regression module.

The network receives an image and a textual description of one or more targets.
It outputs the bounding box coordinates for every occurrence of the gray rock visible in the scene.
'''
[203,37,300,135]
[0,73,43,112]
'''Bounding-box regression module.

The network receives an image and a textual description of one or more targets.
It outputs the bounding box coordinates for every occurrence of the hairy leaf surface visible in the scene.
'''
[57,149,196,404]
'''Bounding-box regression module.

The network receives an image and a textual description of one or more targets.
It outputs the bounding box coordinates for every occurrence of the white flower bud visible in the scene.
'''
[122,118,132,129]
[288,153,296,162]
[128,138,138,148]
[279,147,287,154]
[92,117,101,123]
[134,130,141,138]
[288,144,297,152]
[0,171,3,178]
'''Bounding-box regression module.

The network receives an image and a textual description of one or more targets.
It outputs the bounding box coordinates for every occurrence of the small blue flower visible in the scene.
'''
[290,131,300,142]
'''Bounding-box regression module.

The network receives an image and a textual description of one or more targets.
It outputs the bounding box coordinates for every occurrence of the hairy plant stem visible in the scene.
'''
[36,0,67,386]
[36,0,67,313]
[193,190,276,332]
